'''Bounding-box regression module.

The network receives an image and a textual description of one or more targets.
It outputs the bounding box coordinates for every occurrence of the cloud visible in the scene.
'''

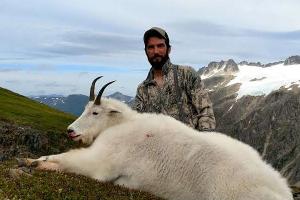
[31,64,58,71]
[40,30,140,57]
[0,68,146,96]
[5,80,24,84]
[35,82,76,88]
[0,68,23,72]
[167,20,300,66]
[31,90,47,95]
[170,20,300,40]
[0,57,29,61]
[248,30,300,40]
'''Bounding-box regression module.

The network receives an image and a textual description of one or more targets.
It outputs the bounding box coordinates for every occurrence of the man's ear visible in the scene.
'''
[168,46,171,54]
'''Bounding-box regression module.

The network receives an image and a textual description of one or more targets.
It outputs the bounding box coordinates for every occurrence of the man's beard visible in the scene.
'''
[148,54,169,70]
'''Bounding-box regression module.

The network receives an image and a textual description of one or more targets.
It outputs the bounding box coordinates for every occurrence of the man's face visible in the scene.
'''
[145,37,170,69]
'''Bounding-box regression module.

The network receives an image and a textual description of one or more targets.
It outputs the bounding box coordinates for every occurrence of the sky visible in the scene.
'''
[0,0,300,97]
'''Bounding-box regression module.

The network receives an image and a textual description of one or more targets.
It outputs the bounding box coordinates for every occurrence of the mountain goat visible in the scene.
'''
[25,77,293,200]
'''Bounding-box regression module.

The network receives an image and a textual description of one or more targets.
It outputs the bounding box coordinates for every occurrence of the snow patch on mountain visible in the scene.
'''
[227,63,300,99]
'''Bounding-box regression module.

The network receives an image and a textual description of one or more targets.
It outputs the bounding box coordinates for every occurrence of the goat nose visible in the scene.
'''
[67,129,74,133]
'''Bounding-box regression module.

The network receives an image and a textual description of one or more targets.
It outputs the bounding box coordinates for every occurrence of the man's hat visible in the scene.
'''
[143,27,170,47]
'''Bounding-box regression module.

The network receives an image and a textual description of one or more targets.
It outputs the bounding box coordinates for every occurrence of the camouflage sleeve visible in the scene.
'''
[132,85,145,112]
[187,68,216,131]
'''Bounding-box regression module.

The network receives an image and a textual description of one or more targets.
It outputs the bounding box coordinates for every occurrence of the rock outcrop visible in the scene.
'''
[0,120,71,161]
[198,59,239,78]
[285,55,300,65]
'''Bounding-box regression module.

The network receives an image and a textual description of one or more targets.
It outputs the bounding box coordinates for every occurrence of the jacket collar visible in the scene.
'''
[144,59,172,86]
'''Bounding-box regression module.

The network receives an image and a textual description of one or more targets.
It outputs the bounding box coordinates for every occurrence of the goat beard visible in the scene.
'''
[74,138,93,148]
[74,140,88,148]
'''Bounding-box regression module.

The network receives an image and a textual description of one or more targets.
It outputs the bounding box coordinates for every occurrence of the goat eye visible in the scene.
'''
[92,112,98,115]
[110,110,120,114]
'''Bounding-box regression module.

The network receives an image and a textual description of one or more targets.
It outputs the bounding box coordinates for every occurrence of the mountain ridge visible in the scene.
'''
[199,56,300,188]
[199,55,300,77]
[30,92,134,116]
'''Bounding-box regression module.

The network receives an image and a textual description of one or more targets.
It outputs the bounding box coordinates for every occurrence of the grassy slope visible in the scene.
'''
[0,87,75,132]
[0,87,163,200]
[0,161,161,200]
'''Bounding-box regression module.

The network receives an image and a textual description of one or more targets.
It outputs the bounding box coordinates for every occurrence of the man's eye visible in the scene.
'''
[147,46,154,50]
[92,112,98,115]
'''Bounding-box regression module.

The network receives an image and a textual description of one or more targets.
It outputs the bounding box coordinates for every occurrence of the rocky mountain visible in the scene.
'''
[198,59,239,78]
[284,55,300,65]
[30,92,134,116]
[108,92,135,106]
[199,55,300,189]
[31,94,88,116]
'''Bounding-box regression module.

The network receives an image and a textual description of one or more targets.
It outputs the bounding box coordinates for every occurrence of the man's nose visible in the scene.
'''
[153,46,159,54]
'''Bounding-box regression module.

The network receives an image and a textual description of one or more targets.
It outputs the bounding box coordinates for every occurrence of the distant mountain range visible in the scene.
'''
[30,92,134,116]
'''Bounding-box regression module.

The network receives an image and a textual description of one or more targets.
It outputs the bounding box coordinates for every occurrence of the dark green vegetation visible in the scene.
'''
[0,87,163,200]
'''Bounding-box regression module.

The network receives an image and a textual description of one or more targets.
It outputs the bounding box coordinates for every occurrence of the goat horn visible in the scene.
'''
[94,81,116,105]
[89,76,103,101]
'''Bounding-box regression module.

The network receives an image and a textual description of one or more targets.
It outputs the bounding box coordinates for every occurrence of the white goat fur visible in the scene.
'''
[37,98,293,200]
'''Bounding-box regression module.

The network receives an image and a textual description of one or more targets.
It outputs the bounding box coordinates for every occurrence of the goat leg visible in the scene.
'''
[17,157,62,171]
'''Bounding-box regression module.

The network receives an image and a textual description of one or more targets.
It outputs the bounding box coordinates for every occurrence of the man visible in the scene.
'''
[133,27,216,131]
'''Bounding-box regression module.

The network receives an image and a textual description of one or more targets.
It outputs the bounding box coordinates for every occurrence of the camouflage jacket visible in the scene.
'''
[133,59,216,131]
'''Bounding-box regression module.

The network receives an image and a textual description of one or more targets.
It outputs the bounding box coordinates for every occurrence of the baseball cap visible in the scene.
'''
[143,27,170,47]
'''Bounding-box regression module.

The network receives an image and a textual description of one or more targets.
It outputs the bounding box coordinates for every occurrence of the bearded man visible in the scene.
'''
[133,27,216,131]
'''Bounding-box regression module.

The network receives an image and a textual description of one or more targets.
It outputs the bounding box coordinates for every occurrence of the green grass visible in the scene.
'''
[0,87,75,132]
[0,161,163,200]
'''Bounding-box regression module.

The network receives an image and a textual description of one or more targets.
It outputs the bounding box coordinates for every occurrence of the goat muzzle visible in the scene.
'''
[67,129,79,139]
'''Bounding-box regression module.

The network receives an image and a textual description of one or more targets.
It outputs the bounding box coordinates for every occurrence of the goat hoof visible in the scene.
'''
[16,158,29,167]
[9,168,32,179]
[16,158,39,168]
